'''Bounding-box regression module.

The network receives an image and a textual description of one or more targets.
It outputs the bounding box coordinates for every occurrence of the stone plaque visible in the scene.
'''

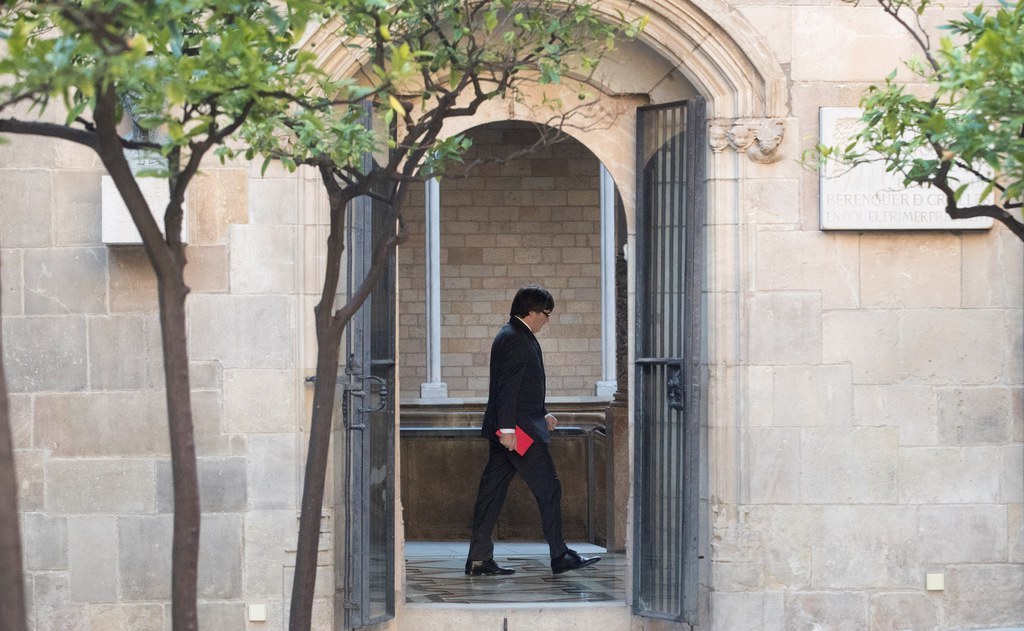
[819,107,993,231]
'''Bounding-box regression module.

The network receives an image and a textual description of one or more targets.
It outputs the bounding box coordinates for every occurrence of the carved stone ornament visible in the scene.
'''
[708,118,785,164]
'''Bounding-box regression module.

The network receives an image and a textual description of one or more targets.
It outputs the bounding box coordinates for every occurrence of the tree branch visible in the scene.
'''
[0,118,98,149]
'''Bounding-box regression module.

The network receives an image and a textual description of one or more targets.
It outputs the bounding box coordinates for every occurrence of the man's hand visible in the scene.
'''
[499,431,517,452]
[545,413,558,432]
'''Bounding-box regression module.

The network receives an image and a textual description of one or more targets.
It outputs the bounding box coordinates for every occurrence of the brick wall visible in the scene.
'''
[399,122,605,400]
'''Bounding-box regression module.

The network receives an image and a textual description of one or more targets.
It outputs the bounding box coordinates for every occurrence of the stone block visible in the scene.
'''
[119,515,172,600]
[228,224,296,294]
[247,434,298,510]
[3,249,23,316]
[745,366,775,427]
[87,604,164,631]
[24,247,107,314]
[244,510,298,596]
[198,513,243,599]
[87,316,150,390]
[792,7,915,82]
[189,360,223,391]
[0,170,53,247]
[802,428,898,503]
[23,513,67,570]
[868,592,938,631]
[822,310,900,384]
[53,170,103,245]
[937,386,1016,445]
[898,447,1001,504]
[223,369,298,433]
[32,572,87,631]
[944,564,1024,629]
[747,428,801,504]
[859,234,961,308]
[107,247,159,313]
[0,127,57,168]
[157,457,247,513]
[962,228,1024,308]
[1011,504,1024,564]
[810,506,918,589]
[1004,443,1024,504]
[198,602,245,631]
[785,590,868,631]
[853,385,937,446]
[192,389,231,456]
[711,591,778,631]
[69,516,118,602]
[917,505,1006,564]
[190,168,248,244]
[182,245,229,293]
[896,310,1013,385]
[3,316,87,392]
[767,506,816,590]
[772,365,852,427]
[15,450,44,511]
[35,392,169,457]
[47,459,155,514]
[249,176,300,224]
[748,292,821,366]
[188,294,294,369]
[1015,387,1024,443]
[9,392,32,450]
[755,229,858,308]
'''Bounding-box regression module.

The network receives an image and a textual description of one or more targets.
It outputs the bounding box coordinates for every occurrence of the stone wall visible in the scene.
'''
[398,121,604,400]
[703,1,1024,629]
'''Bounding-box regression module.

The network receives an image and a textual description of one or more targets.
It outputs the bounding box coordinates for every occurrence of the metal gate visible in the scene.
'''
[633,98,706,623]
[337,163,396,628]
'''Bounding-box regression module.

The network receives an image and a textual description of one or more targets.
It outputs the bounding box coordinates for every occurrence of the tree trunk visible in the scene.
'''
[93,86,201,631]
[289,316,343,631]
[0,274,27,631]
[158,271,201,631]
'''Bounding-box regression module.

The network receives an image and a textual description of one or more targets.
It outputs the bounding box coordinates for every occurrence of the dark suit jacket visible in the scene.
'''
[480,317,551,444]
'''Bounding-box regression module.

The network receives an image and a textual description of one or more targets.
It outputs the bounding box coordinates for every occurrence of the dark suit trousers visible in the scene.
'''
[468,439,568,561]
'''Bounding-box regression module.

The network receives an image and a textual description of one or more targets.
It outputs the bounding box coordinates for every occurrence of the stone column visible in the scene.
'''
[420,177,448,398]
[595,165,617,397]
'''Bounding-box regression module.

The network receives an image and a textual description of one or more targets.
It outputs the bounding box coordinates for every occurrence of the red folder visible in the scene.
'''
[496,425,534,456]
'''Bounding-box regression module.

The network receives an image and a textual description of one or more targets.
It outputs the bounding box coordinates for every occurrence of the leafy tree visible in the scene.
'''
[0,2,326,629]
[228,1,642,628]
[818,0,1024,240]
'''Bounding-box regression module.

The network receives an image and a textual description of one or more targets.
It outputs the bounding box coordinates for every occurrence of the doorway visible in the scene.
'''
[397,121,628,604]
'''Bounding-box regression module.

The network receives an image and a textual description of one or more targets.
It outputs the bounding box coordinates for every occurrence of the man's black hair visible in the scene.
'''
[510,284,554,318]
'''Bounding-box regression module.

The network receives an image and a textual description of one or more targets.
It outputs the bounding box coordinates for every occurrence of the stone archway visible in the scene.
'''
[300,2,791,626]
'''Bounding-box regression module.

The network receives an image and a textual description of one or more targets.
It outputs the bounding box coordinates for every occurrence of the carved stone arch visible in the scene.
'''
[301,0,788,117]
[590,0,788,118]
[298,0,790,221]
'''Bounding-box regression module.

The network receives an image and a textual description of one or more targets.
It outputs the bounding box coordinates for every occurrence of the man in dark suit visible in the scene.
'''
[465,285,601,576]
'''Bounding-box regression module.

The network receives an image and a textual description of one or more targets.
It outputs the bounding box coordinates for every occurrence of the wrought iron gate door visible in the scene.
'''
[338,186,396,628]
[633,98,706,623]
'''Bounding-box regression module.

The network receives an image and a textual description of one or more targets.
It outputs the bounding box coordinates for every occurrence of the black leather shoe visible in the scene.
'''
[551,549,601,574]
[465,559,515,576]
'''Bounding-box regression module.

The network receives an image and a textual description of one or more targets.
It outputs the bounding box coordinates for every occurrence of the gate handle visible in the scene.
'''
[355,375,388,413]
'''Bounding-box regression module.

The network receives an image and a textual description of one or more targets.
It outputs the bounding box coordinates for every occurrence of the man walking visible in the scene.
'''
[465,285,600,576]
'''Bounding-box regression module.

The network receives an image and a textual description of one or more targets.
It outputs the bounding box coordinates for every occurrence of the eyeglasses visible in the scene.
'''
[540,310,552,318]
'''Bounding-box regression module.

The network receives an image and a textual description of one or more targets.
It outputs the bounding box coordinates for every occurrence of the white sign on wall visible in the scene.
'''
[101,152,188,245]
[818,107,993,231]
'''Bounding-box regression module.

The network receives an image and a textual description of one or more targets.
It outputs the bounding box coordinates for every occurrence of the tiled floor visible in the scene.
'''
[405,541,625,605]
